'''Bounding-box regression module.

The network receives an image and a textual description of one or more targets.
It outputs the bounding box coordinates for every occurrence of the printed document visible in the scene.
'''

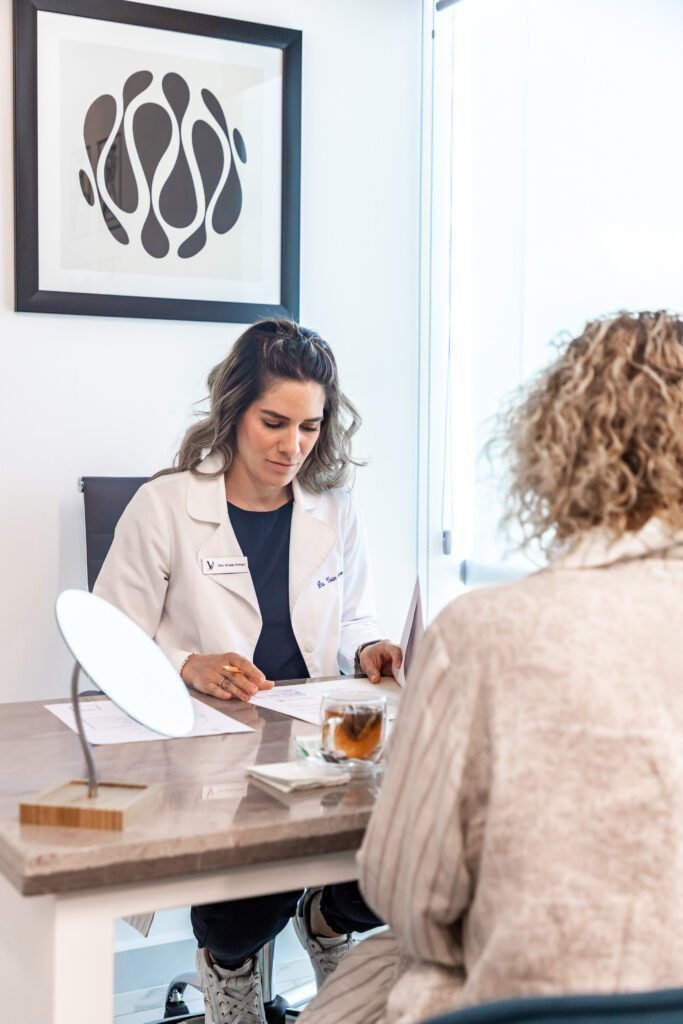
[249,677,401,726]
[44,696,253,744]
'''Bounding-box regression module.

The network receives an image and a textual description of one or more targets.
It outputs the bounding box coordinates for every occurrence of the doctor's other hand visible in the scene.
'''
[359,641,403,684]
[181,653,274,702]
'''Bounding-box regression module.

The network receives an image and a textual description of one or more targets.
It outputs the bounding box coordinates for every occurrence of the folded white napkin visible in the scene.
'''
[247,760,350,793]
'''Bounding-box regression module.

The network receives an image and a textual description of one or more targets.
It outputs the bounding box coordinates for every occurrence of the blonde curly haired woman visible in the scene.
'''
[300,311,683,1024]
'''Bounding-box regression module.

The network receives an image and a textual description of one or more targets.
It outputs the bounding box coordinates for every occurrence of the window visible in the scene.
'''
[420,0,683,614]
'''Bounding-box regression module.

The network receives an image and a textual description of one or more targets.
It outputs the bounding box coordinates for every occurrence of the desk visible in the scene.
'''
[0,690,378,1024]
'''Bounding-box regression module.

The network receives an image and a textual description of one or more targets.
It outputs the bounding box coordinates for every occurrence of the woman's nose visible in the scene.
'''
[279,428,301,457]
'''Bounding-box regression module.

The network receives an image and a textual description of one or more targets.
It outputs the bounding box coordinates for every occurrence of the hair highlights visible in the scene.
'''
[159,319,363,492]
[498,311,683,555]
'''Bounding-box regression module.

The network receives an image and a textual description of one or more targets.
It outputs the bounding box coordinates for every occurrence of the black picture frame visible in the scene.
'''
[14,0,301,323]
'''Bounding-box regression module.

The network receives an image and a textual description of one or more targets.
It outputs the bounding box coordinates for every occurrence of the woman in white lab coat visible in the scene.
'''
[95,318,401,1024]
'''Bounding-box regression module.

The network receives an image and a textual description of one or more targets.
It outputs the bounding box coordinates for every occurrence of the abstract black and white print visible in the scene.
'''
[36,11,284,305]
[79,70,248,260]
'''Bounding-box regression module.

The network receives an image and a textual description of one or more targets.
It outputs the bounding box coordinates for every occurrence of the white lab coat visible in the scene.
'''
[94,452,379,677]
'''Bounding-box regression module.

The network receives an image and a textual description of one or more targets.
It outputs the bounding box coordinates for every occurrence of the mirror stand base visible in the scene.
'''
[19,779,160,830]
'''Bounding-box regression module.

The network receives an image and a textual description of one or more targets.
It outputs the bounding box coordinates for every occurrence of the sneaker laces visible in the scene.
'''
[200,953,266,1024]
[312,934,355,976]
[214,984,264,1024]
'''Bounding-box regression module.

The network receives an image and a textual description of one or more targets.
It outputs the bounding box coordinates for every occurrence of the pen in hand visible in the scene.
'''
[221,663,273,700]
[222,666,272,684]
[220,664,255,701]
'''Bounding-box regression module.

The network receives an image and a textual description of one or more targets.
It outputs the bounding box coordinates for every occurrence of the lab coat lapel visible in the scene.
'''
[289,480,336,610]
[187,456,260,618]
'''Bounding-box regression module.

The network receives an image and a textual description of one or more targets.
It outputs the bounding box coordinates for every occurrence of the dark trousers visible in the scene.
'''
[191,882,382,969]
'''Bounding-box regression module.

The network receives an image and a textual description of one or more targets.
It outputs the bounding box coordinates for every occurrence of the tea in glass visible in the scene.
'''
[320,695,386,769]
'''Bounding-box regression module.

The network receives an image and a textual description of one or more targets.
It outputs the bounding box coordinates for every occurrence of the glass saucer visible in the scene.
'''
[294,734,384,776]
[315,749,384,777]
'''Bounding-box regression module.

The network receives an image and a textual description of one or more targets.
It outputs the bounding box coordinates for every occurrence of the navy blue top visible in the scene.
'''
[227,500,309,682]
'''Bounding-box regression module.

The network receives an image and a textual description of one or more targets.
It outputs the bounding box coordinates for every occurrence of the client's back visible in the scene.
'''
[449,541,683,1004]
[298,312,683,1024]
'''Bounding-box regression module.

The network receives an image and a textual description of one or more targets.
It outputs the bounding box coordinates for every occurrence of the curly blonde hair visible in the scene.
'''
[499,311,683,555]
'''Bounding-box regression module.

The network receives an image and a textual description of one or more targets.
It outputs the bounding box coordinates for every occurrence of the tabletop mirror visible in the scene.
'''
[19,589,194,830]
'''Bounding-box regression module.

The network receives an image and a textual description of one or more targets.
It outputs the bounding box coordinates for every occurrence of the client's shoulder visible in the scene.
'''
[431,570,551,651]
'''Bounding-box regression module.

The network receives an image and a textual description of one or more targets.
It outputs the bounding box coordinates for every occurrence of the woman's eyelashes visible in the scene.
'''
[262,420,320,433]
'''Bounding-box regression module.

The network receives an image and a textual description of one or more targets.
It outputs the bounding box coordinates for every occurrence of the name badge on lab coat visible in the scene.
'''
[202,557,249,575]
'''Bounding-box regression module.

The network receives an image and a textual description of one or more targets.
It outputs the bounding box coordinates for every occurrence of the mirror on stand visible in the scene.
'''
[19,590,194,830]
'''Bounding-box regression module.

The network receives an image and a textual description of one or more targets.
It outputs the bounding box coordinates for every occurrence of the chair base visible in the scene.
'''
[160,995,293,1023]
[263,994,289,1024]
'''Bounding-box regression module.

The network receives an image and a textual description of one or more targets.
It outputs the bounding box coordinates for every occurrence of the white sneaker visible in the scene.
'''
[196,947,267,1024]
[292,887,356,989]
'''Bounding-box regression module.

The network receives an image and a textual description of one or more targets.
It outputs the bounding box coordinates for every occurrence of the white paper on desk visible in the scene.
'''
[249,677,401,726]
[393,577,424,686]
[44,696,253,744]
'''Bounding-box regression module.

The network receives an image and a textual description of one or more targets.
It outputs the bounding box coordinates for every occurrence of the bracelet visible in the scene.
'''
[354,639,380,674]
[179,652,197,678]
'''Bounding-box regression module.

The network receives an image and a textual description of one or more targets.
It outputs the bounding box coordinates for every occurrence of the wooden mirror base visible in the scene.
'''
[19,780,160,831]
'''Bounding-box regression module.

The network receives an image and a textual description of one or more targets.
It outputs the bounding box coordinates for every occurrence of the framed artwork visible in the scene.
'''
[14,0,301,322]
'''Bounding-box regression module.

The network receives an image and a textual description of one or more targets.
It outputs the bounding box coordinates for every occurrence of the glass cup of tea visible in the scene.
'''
[320,695,387,773]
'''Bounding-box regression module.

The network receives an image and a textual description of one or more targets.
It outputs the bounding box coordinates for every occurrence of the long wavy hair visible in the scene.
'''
[498,311,683,556]
[158,319,363,492]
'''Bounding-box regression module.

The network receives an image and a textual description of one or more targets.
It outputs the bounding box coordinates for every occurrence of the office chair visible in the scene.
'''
[423,987,683,1024]
[79,476,296,1024]
[80,475,148,591]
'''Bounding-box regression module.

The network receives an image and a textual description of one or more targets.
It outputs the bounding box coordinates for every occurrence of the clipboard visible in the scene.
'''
[393,578,424,686]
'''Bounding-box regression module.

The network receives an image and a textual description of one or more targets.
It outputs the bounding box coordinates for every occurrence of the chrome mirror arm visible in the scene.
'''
[70,662,99,799]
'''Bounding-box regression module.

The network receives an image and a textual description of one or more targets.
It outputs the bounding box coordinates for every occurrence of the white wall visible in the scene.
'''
[0,0,420,702]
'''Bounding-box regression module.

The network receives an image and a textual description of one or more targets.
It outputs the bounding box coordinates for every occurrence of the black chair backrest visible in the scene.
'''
[423,988,683,1024]
[81,476,148,591]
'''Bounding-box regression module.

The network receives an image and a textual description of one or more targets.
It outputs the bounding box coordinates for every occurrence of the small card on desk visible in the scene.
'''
[247,761,350,794]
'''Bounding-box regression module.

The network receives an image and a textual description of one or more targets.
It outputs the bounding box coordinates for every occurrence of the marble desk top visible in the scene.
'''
[0,685,379,896]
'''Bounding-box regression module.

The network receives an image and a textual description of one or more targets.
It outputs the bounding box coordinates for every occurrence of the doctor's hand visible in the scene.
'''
[181,653,274,702]
[359,641,403,684]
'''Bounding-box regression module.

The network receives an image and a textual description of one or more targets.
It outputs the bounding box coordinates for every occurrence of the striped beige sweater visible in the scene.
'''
[301,521,683,1024]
